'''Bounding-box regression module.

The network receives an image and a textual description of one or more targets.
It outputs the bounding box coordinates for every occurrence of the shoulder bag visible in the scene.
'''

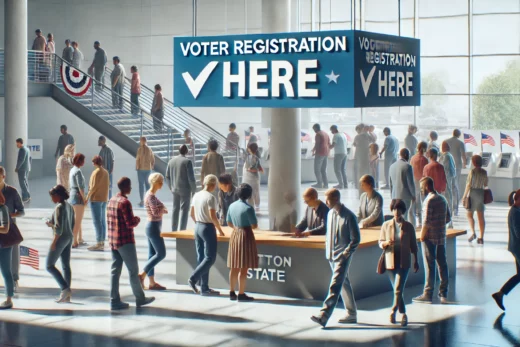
[376,250,386,274]
[0,216,24,248]
[484,188,494,204]
[463,196,471,210]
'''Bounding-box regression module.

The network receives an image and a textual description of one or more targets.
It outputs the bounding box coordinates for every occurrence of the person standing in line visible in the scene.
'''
[357,175,384,228]
[98,136,115,199]
[110,56,125,111]
[410,141,429,226]
[32,29,47,82]
[368,125,377,143]
[226,123,240,151]
[151,84,164,134]
[405,125,418,157]
[130,66,141,116]
[427,131,440,159]
[165,145,196,231]
[62,39,74,64]
[218,174,239,227]
[311,123,331,189]
[45,33,55,75]
[69,153,87,248]
[492,189,520,311]
[379,127,400,189]
[108,177,155,310]
[71,41,83,69]
[54,125,75,160]
[139,173,168,291]
[439,141,456,229]
[353,124,371,189]
[183,129,195,161]
[445,129,467,216]
[89,41,107,91]
[56,144,75,190]
[293,187,329,236]
[0,167,25,293]
[423,148,447,195]
[188,174,225,296]
[45,185,74,303]
[369,143,380,189]
[136,136,155,207]
[226,183,259,301]
[15,139,31,204]
[242,143,263,211]
[379,199,419,326]
[462,155,488,244]
[85,156,109,252]
[389,148,416,227]
[0,190,15,309]
[413,176,451,304]
[246,126,258,147]
[32,29,46,52]
[201,139,226,192]
[329,125,348,190]
[311,188,360,327]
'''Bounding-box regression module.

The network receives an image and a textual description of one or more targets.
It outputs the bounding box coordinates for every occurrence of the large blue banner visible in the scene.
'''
[173,30,420,108]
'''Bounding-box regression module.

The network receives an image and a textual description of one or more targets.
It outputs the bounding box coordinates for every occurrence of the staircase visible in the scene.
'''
[0,50,239,182]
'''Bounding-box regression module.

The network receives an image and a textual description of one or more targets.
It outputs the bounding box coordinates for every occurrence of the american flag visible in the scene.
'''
[20,246,39,270]
[500,132,515,147]
[301,131,312,142]
[343,132,352,142]
[481,133,496,146]
[464,133,477,146]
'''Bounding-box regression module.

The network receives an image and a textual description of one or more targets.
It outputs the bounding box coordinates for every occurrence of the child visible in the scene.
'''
[369,143,380,189]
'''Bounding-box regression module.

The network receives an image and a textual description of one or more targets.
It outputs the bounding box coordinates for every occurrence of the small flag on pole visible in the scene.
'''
[500,132,515,147]
[301,131,312,142]
[20,246,39,270]
[464,133,477,146]
[481,133,496,146]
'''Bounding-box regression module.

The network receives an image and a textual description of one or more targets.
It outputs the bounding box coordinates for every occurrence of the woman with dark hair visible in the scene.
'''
[86,156,110,251]
[218,173,238,226]
[151,84,164,133]
[226,183,259,302]
[45,185,75,303]
[0,191,14,309]
[69,153,86,248]
[242,142,263,211]
[379,199,419,326]
[462,155,489,244]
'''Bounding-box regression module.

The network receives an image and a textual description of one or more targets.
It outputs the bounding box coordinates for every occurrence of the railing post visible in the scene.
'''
[140,110,144,138]
[167,128,172,160]
[91,79,95,108]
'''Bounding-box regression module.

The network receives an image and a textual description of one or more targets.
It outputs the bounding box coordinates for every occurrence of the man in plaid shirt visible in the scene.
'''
[108,177,155,310]
[413,176,451,305]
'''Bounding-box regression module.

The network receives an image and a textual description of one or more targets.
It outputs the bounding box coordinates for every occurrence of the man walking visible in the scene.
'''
[165,145,197,232]
[445,129,466,216]
[353,124,371,189]
[311,123,330,189]
[54,125,75,160]
[62,39,74,64]
[423,148,447,195]
[389,148,416,227]
[311,188,360,327]
[107,177,155,310]
[130,66,141,116]
[15,139,31,204]
[379,127,399,189]
[135,136,155,207]
[413,176,451,304]
[329,125,348,189]
[99,136,115,199]
[89,41,107,92]
[405,125,418,157]
[111,56,125,111]
[410,141,429,225]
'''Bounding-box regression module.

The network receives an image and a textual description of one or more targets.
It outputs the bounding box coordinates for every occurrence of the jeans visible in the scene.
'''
[143,221,166,277]
[153,112,164,134]
[501,256,520,295]
[11,244,19,282]
[111,243,145,304]
[131,93,140,115]
[94,68,105,91]
[109,173,113,199]
[413,178,423,221]
[333,154,348,188]
[320,256,357,321]
[172,192,191,231]
[90,201,107,242]
[441,178,454,226]
[112,83,124,109]
[0,247,14,297]
[422,239,449,298]
[137,170,151,202]
[384,156,397,186]
[387,268,410,313]
[402,199,416,228]
[17,170,30,201]
[189,222,217,292]
[46,233,73,290]
[452,168,462,215]
[314,155,329,188]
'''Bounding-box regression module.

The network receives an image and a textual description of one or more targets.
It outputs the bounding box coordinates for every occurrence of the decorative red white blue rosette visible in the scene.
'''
[61,64,92,96]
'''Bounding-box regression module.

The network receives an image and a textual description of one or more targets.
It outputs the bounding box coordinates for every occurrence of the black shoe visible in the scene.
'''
[136,296,155,308]
[477,238,484,245]
[229,291,237,301]
[492,292,505,311]
[188,279,199,294]
[310,315,327,327]
[493,312,505,330]
[201,288,220,296]
[111,301,130,310]
[237,293,254,302]
[401,314,408,327]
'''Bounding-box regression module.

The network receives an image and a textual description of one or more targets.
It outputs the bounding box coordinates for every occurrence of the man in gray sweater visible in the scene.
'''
[15,138,31,203]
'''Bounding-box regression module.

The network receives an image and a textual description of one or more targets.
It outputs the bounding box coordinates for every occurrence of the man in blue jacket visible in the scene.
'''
[15,138,31,203]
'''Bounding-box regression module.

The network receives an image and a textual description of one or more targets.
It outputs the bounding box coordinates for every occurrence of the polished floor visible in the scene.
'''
[1,177,520,347]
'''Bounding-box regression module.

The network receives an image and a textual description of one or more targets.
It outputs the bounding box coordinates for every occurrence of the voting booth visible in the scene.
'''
[489,131,520,202]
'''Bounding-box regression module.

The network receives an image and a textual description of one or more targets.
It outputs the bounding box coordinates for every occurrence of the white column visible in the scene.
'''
[262,0,301,232]
[4,0,28,182]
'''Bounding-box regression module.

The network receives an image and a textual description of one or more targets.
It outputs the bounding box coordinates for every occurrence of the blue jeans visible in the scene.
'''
[172,192,191,232]
[17,170,30,200]
[422,239,449,298]
[137,170,151,202]
[46,233,73,290]
[143,221,166,277]
[111,243,145,304]
[314,155,328,187]
[90,201,107,242]
[189,222,217,292]
[333,154,348,188]
[320,256,357,321]
[0,247,14,297]
[387,268,410,313]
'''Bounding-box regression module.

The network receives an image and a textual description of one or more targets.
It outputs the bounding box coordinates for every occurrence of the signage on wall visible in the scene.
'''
[27,139,43,159]
[173,30,420,108]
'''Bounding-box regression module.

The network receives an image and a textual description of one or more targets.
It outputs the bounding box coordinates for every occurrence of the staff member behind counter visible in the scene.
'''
[293,188,329,237]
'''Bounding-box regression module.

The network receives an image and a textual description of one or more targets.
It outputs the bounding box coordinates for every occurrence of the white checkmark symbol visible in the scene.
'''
[182,61,218,99]
[360,66,376,97]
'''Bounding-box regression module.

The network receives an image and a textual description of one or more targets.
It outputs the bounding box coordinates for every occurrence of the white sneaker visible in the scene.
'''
[88,243,104,251]
[338,315,357,324]
[56,289,71,303]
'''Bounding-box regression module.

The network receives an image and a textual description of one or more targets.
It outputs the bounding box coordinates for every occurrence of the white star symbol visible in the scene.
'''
[325,70,340,84]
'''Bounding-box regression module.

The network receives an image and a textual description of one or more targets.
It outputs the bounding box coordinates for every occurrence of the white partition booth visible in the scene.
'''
[488,131,520,202]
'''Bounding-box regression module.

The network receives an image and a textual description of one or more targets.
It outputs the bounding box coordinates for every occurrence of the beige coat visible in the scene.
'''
[378,219,418,270]
[136,145,155,170]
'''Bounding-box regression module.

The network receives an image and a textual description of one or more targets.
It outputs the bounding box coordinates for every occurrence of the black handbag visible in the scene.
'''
[0,217,24,248]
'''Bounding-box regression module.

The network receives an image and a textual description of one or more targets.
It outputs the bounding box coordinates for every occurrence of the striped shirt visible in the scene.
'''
[422,192,451,245]
[144,192,165,222]
[467,168,488,189]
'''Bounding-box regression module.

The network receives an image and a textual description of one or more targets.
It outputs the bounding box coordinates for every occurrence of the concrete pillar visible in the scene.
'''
[262,0,301,232]
[4,0,28,183]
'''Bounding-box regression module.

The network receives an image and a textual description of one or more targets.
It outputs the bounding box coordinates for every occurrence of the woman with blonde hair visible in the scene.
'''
[56,144,74,190]
[139,173,168,290]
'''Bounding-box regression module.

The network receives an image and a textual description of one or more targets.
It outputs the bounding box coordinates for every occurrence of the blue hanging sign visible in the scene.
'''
[173,30,420,108]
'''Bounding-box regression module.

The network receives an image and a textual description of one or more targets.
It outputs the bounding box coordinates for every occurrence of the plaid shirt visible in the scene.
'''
[107,193,140,250]
[422,192,451,245]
